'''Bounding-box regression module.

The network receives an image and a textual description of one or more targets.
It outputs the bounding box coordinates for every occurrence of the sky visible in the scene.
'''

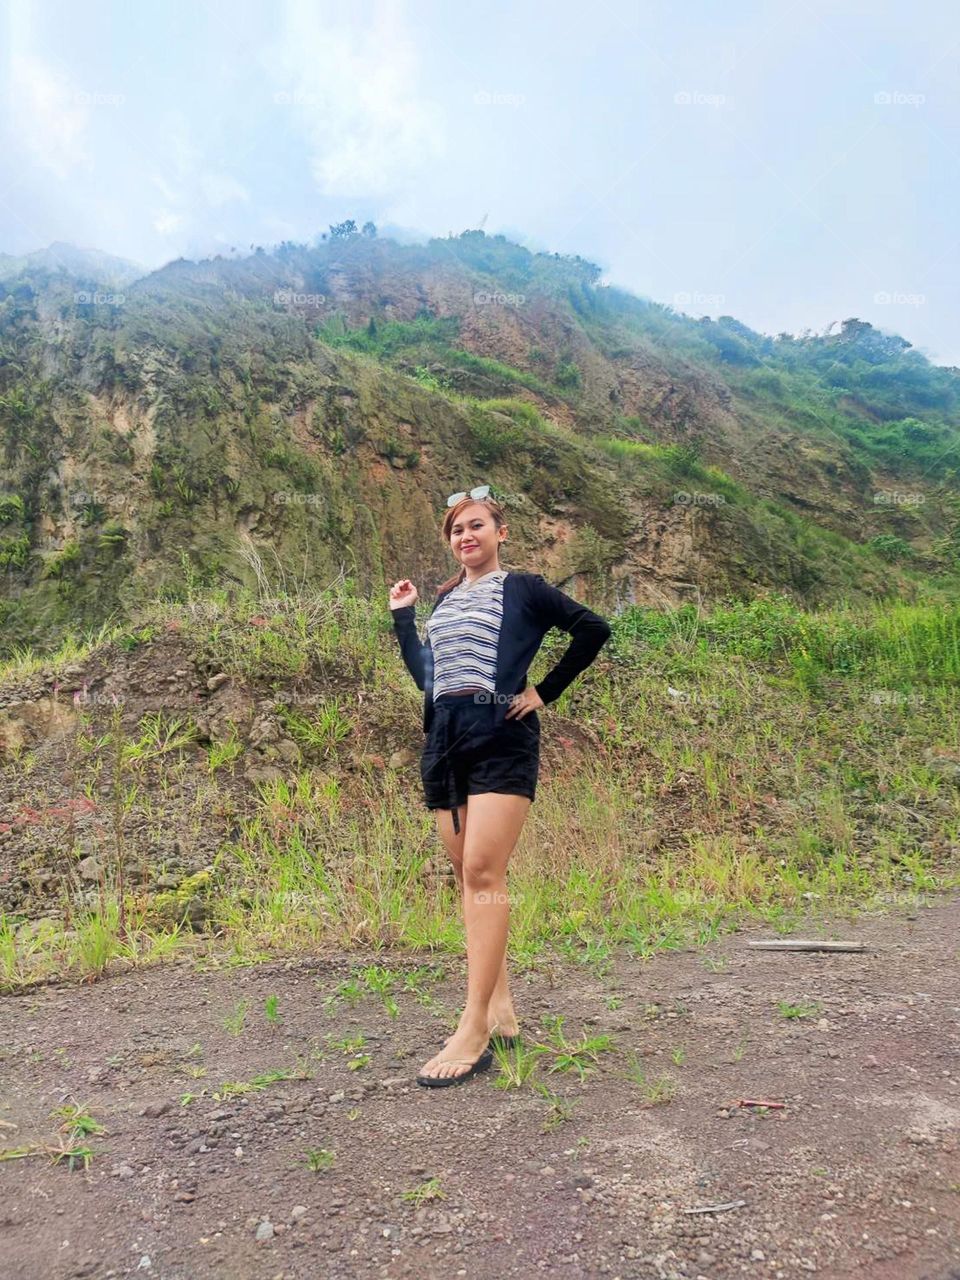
[1,0,958,364]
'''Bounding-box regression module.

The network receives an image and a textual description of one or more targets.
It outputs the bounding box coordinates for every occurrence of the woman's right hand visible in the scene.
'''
[389,578,419,610]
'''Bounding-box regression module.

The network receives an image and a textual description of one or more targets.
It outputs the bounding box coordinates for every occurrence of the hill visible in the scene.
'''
[1,228,959,656]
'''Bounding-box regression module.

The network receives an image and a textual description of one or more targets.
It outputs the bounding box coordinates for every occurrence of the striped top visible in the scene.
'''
[425,569,509,699]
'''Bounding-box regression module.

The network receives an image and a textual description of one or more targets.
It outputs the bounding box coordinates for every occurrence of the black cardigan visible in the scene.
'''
[390,571,612,732]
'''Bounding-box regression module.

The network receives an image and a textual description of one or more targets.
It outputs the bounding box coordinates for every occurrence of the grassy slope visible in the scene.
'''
[1,577,957,989]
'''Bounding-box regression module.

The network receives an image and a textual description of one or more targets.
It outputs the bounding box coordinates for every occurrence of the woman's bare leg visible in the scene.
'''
[419,793,531,1081]
[434,804,519,1041]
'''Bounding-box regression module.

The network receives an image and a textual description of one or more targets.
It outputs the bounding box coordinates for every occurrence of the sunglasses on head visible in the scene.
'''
[446,484,491,508]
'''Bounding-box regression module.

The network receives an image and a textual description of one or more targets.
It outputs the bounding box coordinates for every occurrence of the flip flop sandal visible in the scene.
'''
[416,1048,494,1089]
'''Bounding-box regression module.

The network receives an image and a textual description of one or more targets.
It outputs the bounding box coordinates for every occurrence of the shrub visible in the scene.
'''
[0,532,30,568]
[867,534,913,563]
[554,358,582,389]
[0,494,25,524]
[466,406,525,464]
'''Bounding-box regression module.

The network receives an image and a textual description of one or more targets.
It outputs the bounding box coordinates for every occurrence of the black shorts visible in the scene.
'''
[420,693,540,830]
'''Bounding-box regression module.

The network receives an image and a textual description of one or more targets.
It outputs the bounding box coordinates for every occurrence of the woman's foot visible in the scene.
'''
[487,1000,520,1038]
[442,1007,519,1047]
[420,1018,492,1082]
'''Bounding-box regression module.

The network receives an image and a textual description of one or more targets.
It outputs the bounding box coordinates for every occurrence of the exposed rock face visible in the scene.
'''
[0,697,78,755]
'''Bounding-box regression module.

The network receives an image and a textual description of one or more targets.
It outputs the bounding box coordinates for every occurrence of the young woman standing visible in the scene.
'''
[388,485,612,1087]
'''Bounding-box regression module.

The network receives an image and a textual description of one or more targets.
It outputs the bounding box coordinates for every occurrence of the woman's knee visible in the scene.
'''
[462,856,501,893]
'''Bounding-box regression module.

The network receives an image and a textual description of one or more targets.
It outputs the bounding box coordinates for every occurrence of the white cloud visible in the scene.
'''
[8,53,93,180]
[200,173,250,207]
[145,117,247,242]
[262,216,302,240]
[168,126,204,181]
[150,173,180,204]
[153,210,185,236]
[263,0,445,197]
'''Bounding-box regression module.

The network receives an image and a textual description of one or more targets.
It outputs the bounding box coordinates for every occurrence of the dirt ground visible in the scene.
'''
[2,896,959,1280]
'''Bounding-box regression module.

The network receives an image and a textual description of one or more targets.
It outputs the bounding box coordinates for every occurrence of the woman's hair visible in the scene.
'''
[435,495,508,598]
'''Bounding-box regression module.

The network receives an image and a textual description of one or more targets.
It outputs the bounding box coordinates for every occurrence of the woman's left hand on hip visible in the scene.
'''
[505,687,544,720]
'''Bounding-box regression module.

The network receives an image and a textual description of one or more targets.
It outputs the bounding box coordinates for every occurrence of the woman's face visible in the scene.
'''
[449,502,505,565]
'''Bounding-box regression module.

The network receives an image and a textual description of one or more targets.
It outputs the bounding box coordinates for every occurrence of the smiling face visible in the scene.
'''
[449,501,506,571]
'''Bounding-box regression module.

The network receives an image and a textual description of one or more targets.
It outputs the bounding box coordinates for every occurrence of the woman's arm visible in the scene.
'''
[528,574,612,705]
[391,605,433,692]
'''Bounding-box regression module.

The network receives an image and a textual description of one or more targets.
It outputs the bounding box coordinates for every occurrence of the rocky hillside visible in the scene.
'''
[1,228,959,657]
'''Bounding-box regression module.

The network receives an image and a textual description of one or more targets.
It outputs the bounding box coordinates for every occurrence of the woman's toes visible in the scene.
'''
[425,1030,487,1078]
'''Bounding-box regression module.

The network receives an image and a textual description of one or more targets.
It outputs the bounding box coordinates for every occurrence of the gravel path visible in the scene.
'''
[2,897,959,1279]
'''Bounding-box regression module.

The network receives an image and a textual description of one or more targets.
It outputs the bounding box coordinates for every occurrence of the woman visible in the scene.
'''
[388,485,612,1088]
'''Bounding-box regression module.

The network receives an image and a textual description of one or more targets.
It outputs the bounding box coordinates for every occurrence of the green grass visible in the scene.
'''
[315,313,555,396]
[316,313,460,358]
[474,396,547,429]
[623,1054,677,1104]
[222,999,249,1035]
[777,1000,823,1020]
[0,576,958,990]
[304,1147,336,1172]
[401,1176,445,1205]
[0,1102,105,1171]
[445,348,549,392]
